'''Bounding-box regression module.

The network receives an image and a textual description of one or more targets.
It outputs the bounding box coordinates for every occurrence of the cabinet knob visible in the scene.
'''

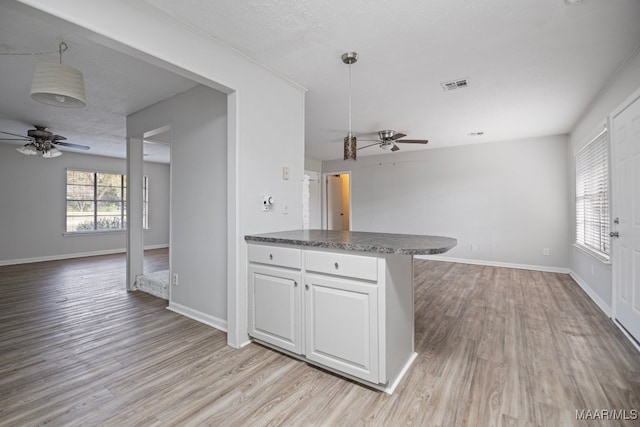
[269,254,273,260]
[294,281,298,287]
[334,262,339,269]
[305,284,309,290]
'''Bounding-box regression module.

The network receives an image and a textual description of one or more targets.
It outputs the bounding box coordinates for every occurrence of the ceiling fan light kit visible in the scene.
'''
[16,144,38,156]
[1,125,90,158]
[41,146,62,158]
[30,42,86,108]
[340,51,428,159]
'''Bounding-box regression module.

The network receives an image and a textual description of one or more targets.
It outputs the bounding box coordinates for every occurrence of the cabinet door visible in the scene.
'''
[248,265,302,354]
[305,274,379,383]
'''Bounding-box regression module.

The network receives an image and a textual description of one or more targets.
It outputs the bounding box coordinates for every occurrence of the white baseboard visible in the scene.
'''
[0,244,169,267]
[613,319,640,353]
[418,255,570,274]
[569,270,612,316]
[167,301,227,333]
[144,244,170,250]
[0,248,126,266]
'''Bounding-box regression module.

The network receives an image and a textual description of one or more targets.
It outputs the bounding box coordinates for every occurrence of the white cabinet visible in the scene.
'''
[248,245,302,354]
[305,273,379,383]
[247,243,415,393]
[248,264,302,354]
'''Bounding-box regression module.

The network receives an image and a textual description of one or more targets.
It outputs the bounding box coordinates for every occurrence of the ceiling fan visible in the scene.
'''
[358,130,429,152]
[0,125,90,157]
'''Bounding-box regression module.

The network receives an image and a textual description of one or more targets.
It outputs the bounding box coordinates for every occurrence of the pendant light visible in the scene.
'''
[30,42,86,108]
[342,52,358,160]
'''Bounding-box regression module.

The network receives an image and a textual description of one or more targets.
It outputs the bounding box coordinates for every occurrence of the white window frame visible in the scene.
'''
[65,169,149,234]
[575,128,610,260]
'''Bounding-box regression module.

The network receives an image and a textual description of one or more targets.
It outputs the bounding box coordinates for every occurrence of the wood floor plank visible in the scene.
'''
[1,253,639,426]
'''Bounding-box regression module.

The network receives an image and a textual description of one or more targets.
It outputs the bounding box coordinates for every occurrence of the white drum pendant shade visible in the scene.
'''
[30,62,86,108]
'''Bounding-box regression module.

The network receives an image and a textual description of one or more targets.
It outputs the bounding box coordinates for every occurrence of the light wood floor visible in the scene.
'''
[1,250,638,426]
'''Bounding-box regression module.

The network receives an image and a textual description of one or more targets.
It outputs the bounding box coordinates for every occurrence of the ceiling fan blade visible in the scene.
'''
[356,143,381,150]
[390,132,407,140]
[391,144,400,152]
[0,130,30,141]
[396,139,429,144]
[53,141,90,150]
[52,135,67,141]
[358,138,382,142]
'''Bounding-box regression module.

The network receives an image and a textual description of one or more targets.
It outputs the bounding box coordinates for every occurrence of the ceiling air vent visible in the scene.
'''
[441,78,469,91]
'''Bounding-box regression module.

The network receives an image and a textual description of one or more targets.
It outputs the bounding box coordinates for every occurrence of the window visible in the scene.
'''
[66,170,148,233]
[575,129,609,259]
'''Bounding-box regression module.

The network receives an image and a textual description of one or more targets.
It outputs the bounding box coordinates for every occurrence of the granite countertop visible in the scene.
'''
[244,229,457,255]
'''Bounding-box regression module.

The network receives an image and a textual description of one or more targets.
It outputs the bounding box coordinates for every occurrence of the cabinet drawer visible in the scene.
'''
[305,250,378,281]
[248,244,301,269]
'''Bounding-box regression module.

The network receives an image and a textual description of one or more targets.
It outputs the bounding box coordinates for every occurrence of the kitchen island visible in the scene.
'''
[244,230,456,393]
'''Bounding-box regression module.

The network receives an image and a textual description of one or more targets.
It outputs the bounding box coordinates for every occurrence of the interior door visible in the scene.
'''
[326,175,344,230]
[611,92,640,343]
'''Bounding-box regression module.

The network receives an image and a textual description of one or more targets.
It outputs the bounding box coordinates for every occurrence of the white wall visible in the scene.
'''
[128,84,228,327]
[568,49,640,313]
[144,161,171,248]
[0,142,170,264]
[324,135,570,271]
[19,0,306,345]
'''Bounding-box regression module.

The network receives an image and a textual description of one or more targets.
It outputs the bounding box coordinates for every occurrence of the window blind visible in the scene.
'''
[575,129,609,259]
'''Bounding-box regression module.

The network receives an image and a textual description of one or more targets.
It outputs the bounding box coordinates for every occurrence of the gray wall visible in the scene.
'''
[128,84,228,325]
[13,0,306,347]
[324,135,570,271]
[0,142,170,264]
[569,50,640,312]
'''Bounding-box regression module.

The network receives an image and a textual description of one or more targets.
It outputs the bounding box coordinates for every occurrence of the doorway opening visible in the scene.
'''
[324,172,351,231]
[133,126,171,300]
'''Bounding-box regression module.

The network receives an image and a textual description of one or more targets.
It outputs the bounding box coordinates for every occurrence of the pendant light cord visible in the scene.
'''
[58,42,68,64]
[348,62,353,136]
[0,41,68,58]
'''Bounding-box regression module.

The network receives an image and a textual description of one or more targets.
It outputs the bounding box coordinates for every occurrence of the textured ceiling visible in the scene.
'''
[1,0,640,162]
[0,2,198,163]
[141,0,640,160]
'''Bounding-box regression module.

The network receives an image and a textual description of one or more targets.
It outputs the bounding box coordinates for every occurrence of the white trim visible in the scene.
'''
[226,91,241,349]
[613,319,640,353]
[0,248,126,266]
[322,171,352,231]
[64,229,125,237]
[384,352,417,395]
[143,243,170,250]
[167,302,227,332]
[0,243,169,266]
[238,339,252,348]
[569,270,612,316]
[609,84,640,118]
[608,84,640,352]
[572,243,611,265]
[417,255,570,274]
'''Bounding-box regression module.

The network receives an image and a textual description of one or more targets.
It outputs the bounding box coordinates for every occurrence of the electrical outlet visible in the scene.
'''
[282,167,289,180]
[470,244,477,251]
[543,248,550,256]
[172,273,179,286]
